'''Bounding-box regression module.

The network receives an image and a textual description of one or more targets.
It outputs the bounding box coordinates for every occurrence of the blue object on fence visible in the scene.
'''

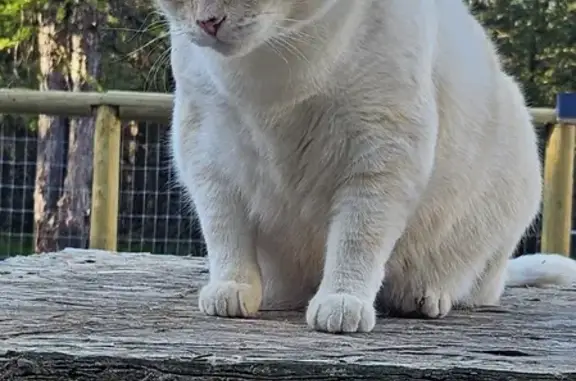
[557,92,576,123]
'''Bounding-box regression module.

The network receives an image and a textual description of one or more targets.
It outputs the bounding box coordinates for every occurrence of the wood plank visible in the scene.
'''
[0,89,173,123]
[0,89,557,125]
[1,249,575,380]
[88,106,122,251]
[541,123,576,256]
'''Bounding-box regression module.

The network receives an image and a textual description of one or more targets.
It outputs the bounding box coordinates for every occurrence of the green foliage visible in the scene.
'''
[0,0,35,49]
[100,9,171,91]
[0,0,573,101]
[468,0,576,106]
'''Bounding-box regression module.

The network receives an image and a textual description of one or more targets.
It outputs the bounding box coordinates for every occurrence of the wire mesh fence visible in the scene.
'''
[116,120,205,257]
[0,112,557,259]
[0,114,37,256]
[0,114,205,258]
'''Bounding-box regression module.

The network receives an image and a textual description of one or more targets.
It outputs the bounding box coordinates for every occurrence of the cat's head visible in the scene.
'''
[155,0,336,57]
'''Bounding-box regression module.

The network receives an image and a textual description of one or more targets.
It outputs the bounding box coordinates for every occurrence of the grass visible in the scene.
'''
[0,233,33,259]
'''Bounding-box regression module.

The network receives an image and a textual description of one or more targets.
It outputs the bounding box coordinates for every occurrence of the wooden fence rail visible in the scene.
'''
[0,88,573,256]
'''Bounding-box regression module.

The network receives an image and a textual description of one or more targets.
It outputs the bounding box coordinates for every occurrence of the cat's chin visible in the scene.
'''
[202,43,250,59]
[191,38,231,55]
[187,34,251,58]
[191,35,271,60]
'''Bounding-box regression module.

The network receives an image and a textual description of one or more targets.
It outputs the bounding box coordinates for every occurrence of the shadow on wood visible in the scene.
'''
[1,249,575,380]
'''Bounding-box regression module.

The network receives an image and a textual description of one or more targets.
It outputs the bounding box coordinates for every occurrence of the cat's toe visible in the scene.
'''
[417,291,452,318]
[385,288,453,318]
[306,292,376,333]
[198,280,262,318]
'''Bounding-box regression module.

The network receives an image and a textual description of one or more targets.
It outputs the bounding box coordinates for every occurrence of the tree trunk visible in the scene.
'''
[34,7,69,253]
[55,0,104,249]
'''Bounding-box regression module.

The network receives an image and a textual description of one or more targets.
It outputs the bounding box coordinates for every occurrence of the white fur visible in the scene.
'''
[156,0,575,333]
[506,254,576,288]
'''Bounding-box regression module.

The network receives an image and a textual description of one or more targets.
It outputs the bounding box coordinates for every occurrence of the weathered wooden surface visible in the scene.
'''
[0,89,558,125]
[0,89,173,123]
[1,249,575,380]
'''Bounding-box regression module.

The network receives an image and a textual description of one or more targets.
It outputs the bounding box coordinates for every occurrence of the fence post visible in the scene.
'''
[541,93,576,257]
[89,105,121,251]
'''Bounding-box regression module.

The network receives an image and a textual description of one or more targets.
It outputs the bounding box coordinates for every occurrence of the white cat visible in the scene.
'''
[156,0,576,333]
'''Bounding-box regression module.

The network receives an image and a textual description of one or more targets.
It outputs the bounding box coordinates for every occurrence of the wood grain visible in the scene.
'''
[89,106,121,252]
[541,122,576,256]
[1,249,575,380]
[0,89,557,126]
[0,89,173,123]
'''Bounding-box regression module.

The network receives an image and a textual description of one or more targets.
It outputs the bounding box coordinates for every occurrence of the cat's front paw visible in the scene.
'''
[306,292,376,333]
[198,281,262,318]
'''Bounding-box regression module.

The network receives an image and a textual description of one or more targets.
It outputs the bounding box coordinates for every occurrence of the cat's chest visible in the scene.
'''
[201,104,345,227]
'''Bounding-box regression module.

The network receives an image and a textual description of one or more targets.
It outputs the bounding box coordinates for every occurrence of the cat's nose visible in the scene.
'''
[196,16,226,37]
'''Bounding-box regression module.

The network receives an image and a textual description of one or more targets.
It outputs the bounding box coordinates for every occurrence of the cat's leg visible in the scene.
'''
[461,248,510,307]
[171,99,263,319]
[459,227,532,308]
[377,226,489,320]
[305,191,403,333]
[193,183,263,318]
[379,180,539,318]
[305,111,437,333]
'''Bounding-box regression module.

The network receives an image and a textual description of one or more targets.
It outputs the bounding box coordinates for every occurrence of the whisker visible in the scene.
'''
[265,40,290,65]
[271,36,311,65]
[144,46,173,92]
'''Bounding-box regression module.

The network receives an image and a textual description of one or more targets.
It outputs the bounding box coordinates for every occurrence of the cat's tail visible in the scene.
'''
[505,253,576,288]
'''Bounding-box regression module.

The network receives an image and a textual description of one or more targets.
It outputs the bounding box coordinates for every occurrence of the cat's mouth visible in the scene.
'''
[188,31,235,56]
